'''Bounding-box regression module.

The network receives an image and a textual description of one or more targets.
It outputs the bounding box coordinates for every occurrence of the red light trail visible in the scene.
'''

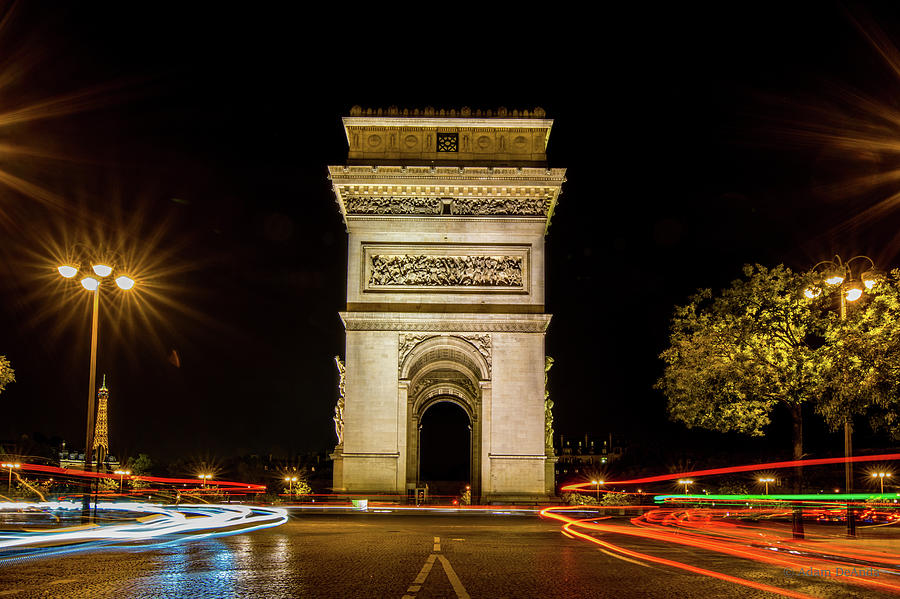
[561,452,900,491]
[16,462,266,492]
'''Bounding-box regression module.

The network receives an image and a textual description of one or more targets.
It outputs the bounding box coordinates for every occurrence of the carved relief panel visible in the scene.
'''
[362,245,529,293]
[341,195,551,217]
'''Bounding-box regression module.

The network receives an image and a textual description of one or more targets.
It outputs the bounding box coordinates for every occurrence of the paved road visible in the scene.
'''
[0,512,894,598]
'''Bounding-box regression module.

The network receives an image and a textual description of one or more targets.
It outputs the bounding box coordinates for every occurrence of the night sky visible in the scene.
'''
[1,4,899,469]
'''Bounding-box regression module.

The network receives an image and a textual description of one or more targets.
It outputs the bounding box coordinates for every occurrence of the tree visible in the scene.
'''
[657,264,900,539]
[657,263,900,458]
[656,264,822,466]
[812,269,900,439]
[0,356,14,395]
[125,453,154,490]
[281,468,312,496]
[657,264,827,539]
[130,453,153,475]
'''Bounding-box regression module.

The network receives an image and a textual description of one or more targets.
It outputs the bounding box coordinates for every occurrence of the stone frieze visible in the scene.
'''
[341,312,552,333]
[370,255,523,287]
[344,196,442,215]
[341,196,551,216]
[450,198,550,216]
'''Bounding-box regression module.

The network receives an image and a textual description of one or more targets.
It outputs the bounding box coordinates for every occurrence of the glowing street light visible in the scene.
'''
[92,264,113,278]
[758,477,775,495]
[284,476,298,497]
[57,259,137,482]
[2,462,20,492]
[591,480,603,501]
[114,469,131,493]
[198,474,213,488]
[806,254,883,538]
[58,265,78,278]
[677,479,694,495]
[872,472,892,494]
[806,255,882,307]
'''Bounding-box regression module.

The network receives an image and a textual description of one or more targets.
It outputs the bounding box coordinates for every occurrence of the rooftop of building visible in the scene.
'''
[348,106,547,119]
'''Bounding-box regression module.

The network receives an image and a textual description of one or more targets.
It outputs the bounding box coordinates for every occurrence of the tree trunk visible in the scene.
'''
[790,402,804,539]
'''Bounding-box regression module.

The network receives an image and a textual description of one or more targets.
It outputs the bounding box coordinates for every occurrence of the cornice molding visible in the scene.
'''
[328,164,567,183]
[340,311,551,332]
[328,165,566,233]
[343,117,553,129]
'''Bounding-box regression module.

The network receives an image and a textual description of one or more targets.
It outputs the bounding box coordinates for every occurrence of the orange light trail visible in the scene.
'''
[542,507,817,599]
[542,505,900,596]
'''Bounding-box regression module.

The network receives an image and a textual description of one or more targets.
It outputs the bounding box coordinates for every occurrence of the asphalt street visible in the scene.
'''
[0,512,894,598]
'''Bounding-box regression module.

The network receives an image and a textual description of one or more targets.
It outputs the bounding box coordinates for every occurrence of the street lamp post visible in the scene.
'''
[591,480,603,501]
[2,462,20,492]
[677,479,693,495]
[872,472,892,495]
[58,260,135,518]
[114,469,131,493]
[759,477,775,495]
[198,474,212,488]
[806,255,883,538]
[285,476,298,498]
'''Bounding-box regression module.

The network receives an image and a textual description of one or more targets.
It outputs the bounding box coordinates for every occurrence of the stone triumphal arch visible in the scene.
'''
[328,106,566,502]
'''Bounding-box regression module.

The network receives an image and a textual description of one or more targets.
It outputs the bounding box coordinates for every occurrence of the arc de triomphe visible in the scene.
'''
[328,106,566,502]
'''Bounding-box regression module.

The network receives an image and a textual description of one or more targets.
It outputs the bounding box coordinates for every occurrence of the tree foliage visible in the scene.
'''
[283,469,312,495]
[0,356,14,395]
[656,265,820,454]
[812,269,900,438]
[656,264,900,455]
[561,491,598,506]
[129,453,153,475]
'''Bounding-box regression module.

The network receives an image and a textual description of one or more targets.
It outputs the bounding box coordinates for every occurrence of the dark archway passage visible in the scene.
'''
[419,400,470,495]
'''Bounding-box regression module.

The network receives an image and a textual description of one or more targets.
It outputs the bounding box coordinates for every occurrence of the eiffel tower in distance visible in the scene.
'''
[92,374,110,470]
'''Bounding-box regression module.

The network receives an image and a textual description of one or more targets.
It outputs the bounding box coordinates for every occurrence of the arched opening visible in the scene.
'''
[418,399,471,496]
[402,335,489,501]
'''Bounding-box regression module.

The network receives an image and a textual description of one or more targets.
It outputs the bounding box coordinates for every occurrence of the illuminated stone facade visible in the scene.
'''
[329,107,565,501]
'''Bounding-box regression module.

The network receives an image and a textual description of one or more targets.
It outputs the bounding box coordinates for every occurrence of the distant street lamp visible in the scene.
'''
[677,479,694,495]
[198,474,212,488]
[806,254,883,538]
[591,480,603,501]
[758,477,775,495]
[2,462,20,492]
[284,476,298,498]
[872,472,892,495]
[114,469,131,493]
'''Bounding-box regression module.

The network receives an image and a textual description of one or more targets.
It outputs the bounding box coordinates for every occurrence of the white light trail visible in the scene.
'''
[0,502,287,561]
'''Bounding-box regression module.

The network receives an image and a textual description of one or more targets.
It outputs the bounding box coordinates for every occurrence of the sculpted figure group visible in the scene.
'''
[333,356,346,445]
[544,356,554,449]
